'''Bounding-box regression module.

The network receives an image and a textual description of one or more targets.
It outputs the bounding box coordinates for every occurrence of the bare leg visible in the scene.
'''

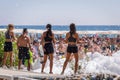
[10,52,13,67]
[18,60,22,70]
[27,59,30,71]
[49,54,53,73]
[73,53,79,74]
[3,52,8,66]
[41,55,47,73]
[61,53,71,74]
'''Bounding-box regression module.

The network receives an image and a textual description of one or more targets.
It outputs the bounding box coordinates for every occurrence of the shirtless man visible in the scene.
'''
[17,28,31,71]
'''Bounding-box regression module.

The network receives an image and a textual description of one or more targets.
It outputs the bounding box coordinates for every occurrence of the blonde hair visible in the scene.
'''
[7,24,14,30]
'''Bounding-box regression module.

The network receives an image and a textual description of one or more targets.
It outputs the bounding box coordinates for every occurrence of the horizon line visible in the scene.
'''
[0,24,120,26]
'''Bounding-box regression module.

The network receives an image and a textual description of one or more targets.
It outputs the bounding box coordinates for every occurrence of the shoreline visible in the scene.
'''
[0,29,120,34]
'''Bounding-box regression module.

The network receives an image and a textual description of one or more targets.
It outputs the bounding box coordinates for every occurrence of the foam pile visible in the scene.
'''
[34,51,120,75]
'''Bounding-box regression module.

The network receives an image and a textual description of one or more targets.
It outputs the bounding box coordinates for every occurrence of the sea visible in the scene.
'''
[0,25,120,38]
[0,25,120,31]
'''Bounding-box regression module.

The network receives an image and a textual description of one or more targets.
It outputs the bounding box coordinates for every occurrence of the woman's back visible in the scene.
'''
[44,32,53,42]
[68,32,77,42]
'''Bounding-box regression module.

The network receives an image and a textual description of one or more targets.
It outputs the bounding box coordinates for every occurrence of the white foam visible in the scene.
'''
[33,51,120,75]
[0,29,120,34]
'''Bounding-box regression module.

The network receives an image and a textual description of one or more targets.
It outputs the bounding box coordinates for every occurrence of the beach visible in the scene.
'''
[1,0,120,79]
[1,27,120,79]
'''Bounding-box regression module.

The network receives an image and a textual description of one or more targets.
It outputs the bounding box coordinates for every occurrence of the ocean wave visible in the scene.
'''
[0,29,120,34]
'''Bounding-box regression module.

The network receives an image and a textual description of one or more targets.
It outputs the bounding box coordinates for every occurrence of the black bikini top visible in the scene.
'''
[44,33,53,42]
[68,32,77,42]
[5,31,12,39]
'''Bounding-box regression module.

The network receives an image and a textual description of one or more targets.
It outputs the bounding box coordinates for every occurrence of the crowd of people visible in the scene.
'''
[1,23,120,75]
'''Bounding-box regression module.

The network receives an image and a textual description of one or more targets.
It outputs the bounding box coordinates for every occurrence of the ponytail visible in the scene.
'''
[69,23,76,35]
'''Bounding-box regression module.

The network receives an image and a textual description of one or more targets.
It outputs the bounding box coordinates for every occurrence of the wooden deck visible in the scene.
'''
[0,68,66,80]
[1,68,119,80]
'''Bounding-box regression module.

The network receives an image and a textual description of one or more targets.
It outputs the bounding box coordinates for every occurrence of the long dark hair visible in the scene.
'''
[46,24,52,37]
[69,23,76,34]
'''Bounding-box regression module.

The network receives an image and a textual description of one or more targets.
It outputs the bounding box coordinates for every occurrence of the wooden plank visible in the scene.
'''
[0,75,13,80]
[0,68,66,80]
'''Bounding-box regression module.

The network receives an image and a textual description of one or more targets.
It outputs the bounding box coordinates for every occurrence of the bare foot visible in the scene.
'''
[41,71,46,74]
[61,72,64,75]
[49,72,53,74]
